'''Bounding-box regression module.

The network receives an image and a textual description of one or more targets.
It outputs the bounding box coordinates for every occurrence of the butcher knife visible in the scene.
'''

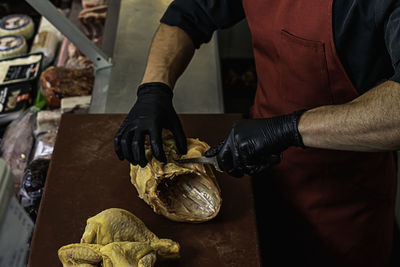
[175,156,223,172]
[175,153,282,173]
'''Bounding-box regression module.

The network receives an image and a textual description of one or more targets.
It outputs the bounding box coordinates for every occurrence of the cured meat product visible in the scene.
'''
[130,132,222,223]
[61,95,91,114]
[78,5,108,47]
[56,38,93,70]
[82,0,106,9]
[32,128,58,160]
[36,109,61,134]
[64,54,93,70]
[58,208,180,267]
[33,113,59,160]
[40,66,94,109]
[0,109,35,195]
[65,42,93,69]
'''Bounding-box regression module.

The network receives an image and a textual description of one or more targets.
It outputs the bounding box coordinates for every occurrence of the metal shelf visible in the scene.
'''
[26,0,224,114]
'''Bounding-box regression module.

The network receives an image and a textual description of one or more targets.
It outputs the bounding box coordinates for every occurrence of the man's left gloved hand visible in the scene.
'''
[205,110,306,177]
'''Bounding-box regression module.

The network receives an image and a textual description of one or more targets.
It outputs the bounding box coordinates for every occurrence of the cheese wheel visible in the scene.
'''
[0,35,27,60]
[0,14,35,40]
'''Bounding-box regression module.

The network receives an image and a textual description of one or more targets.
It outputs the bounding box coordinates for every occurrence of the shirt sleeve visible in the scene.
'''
[384,3,400,82]
[160,0,245,48]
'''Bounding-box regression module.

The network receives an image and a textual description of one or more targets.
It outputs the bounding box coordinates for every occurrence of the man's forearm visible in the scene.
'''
[141,23,195,89]
[298,81,400,151]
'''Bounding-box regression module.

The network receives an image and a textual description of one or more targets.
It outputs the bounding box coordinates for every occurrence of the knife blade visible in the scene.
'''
[175,153,283,174]
[175,156,223,172]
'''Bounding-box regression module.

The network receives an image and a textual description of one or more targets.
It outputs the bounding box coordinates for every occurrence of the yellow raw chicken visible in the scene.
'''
[101,241,157,267]
[81,208,158,245]
[58,243,102,266]
[130,133,222,222]
[58,208,180,267]
[100,239,179,267]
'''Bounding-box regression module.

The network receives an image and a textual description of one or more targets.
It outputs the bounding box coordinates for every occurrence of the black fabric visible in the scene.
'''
[160,0,245,48]
[333,0,400,94]
[161,0,400,95]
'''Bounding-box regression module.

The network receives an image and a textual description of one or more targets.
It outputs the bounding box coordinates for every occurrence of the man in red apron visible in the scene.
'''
[114,0,400,265]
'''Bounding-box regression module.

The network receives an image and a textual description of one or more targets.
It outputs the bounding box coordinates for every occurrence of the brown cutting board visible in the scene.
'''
[27,114,261,267]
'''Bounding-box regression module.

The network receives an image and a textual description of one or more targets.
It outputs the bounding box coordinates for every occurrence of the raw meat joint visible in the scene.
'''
[78,5,108,47]
[58,208,180,267]
[40,66,94,109]
[130,133,222,223]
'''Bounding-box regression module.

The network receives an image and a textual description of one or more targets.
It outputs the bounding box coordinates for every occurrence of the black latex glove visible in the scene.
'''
[114,82,187,167]
[205,110,305,177]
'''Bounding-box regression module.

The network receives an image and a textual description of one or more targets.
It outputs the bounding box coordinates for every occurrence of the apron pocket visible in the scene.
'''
[279,29,333,110]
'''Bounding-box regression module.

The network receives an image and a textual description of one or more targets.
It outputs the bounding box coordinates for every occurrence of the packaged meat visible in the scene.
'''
[19,109,59,220]
[0,14,35,40]
[81,0,106,9]
[0,53,43,124]
[61,95,91,114]
[56,38,93,70]
[30,16,63,68]
[0,108,36,195]
[0,35,27,60]
[33,109,61,159]
[64,54,93,70]
[78,5,108,47]
[19,158,50,221]
[36,109,61,134]
[40,66,94,109]
[32,131,57,160]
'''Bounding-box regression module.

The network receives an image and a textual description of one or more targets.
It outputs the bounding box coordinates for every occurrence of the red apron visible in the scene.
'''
[242,0,397,266]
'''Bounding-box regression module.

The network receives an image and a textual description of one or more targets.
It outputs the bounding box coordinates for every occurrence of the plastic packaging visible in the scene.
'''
[32,109,61,159]
[82,0,106,9]
[0,53,43,124]
[40,66,94,109]
[30,16,63,68]
[35,109,61,134]
[0,108,36,195]
[18,108,61,220]
[19,158,50,221]
[0,35,27,60]
[0,14,35,40]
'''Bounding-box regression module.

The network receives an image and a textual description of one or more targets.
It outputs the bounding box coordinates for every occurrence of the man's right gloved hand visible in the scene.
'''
[114,82,187,167]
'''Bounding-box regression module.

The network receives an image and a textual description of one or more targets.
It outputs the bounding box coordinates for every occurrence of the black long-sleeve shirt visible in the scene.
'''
[160,0,400,95]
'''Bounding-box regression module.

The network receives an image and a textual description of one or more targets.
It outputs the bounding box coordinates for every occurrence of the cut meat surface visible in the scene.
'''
[130,133,222,223]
